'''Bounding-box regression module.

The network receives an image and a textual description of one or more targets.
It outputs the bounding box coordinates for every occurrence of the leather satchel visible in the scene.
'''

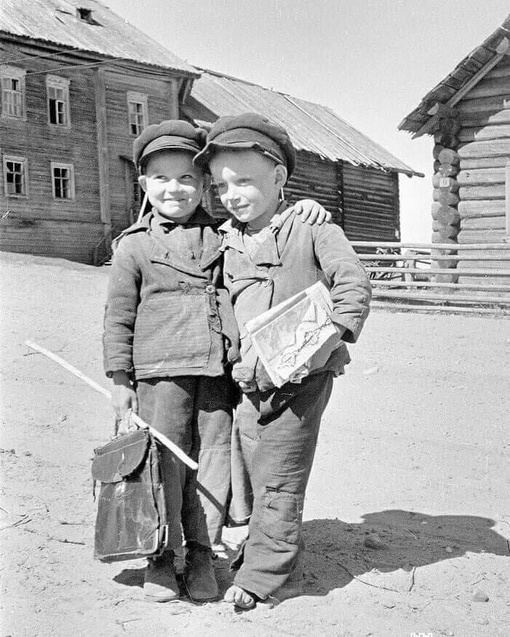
[92,428,168,562]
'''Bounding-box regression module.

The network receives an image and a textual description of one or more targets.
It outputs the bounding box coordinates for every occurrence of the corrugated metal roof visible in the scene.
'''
[399,14,510,134]
[0,0,198,76]
[184,69,421,177]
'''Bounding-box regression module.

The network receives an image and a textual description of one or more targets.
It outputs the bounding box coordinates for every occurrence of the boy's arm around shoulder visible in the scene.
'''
[313,222,372,342]
[103,236,142,378]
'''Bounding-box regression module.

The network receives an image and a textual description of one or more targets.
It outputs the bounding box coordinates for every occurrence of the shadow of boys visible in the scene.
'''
[300,509,509,596]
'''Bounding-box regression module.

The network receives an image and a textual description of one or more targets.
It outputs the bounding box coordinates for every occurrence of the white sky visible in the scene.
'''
[104,0,509,242]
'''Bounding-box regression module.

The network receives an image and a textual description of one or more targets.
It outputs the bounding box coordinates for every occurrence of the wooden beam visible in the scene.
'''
[94,67,112,245]
[506,158,510,239]
[167,78,179,119]
[412,37,509,139]
[428,103,459,118]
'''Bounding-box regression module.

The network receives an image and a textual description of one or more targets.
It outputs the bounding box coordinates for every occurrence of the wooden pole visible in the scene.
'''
[366,266,510,276]
[94,67,112,249]
[371,301,509,315]
[352,241,510,250]
[371,289,510,304]
[506,158,510,238]
[24,340,198,471]
[357,253,510,261]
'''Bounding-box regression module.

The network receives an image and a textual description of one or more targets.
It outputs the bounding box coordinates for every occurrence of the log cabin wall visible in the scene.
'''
[455,54,510,281]
[0,42,103,263]
[342,164,400,241]
[285,151,343,226]
[456,55,510,243]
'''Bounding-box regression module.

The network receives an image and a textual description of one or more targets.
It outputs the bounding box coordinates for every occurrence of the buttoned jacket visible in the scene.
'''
[219,206,372,391]
[103,207,238,380]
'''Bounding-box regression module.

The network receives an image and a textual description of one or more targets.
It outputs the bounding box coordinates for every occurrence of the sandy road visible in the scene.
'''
[1,251,509,636]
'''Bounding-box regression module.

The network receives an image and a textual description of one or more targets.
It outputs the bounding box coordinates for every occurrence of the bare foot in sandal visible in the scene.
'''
[224,585,256,609]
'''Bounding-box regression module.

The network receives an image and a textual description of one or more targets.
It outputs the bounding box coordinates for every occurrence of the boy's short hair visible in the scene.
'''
[194,113,296,177]
[133,120,207,171]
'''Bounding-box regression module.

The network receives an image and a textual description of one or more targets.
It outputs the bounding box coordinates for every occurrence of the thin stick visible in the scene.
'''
[24,340,198,470]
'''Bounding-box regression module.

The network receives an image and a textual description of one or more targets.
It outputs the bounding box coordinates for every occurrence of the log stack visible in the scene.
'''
[431,119,462,281]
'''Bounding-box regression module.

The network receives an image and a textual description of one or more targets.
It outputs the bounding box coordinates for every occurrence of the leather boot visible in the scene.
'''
[143,550,180,602]
[184,543,219,602]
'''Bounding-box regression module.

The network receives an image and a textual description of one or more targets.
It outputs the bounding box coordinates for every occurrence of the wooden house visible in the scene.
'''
[399,14,510,281]
[182,68,421,242]
[0,0,198,263]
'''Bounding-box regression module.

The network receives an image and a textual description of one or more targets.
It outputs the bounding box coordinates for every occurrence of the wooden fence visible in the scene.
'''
[352,241,510,315]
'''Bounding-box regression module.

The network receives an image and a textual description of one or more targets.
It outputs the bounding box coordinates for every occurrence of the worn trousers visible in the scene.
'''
[230,371,334,598]
[137,375,234,549]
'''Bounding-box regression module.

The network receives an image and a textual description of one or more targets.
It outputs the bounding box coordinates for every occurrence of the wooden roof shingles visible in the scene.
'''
[185,69,421,176]
[0,0,198,76]
[399,14,510,135]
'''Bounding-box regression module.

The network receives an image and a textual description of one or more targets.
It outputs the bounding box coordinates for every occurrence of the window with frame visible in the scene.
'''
[3,156,28,196]
[47,75,70,126]
[51,162,75,199]
[1,66,26,119]
[127,92,148,135]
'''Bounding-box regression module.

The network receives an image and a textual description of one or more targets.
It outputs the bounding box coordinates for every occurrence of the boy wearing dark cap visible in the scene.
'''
[103,120,329,604]
[103,120,234,604]
[194,113,371,609]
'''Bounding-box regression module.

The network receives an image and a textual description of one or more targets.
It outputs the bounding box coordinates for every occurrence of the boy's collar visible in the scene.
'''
[122,205,217,236]
[218,201,291,236]
[152,205,217,227]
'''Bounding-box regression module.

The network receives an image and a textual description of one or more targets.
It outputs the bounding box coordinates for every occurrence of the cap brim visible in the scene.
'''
[140,136,201,165]
[194,140,285,170]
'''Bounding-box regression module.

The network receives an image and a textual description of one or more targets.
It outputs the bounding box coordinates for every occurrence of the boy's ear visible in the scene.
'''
[138,174,147,192]
[274,164,288,188]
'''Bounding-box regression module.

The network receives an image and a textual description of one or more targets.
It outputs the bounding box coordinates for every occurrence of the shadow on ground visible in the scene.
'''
[300,509,509,595]
[112,509,509,598]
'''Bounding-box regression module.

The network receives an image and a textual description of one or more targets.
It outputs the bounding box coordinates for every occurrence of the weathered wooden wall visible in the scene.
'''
[342,164,400,241]
[0,41,103,262]
[455,55,510,280]
[456,56,510,243]
[285,151,343,225]
[1,40,180,263]
[103,68,177,236]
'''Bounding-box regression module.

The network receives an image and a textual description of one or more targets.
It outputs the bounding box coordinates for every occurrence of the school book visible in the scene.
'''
[245,281,342,387]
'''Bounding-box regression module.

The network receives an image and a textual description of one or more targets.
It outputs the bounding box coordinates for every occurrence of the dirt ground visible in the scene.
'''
[0,250,509,637]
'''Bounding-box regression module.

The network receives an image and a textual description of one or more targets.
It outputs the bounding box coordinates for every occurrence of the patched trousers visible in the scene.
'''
[230,371,334,598]
[137,375,234,550]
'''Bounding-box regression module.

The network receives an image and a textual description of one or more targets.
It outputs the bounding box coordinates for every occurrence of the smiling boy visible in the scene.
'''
[103,121,236,603]
[194,113,372,608]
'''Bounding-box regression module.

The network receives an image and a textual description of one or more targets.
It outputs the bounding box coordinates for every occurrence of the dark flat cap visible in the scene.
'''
[194,113,296,177]
[133,120,207,169]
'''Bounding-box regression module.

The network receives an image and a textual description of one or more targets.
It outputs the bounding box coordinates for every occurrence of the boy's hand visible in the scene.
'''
[238,380,257,393]
[112,371,138,420]
[292,200,332,225]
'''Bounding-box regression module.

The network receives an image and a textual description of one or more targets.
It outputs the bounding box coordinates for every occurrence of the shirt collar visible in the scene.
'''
[219,201,289,232]
[151,205,218,231]
[218,201,290,242]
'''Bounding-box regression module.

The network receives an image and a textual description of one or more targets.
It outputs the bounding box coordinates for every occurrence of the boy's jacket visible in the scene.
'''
[103,207,239,380]
[219,207,372,392]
